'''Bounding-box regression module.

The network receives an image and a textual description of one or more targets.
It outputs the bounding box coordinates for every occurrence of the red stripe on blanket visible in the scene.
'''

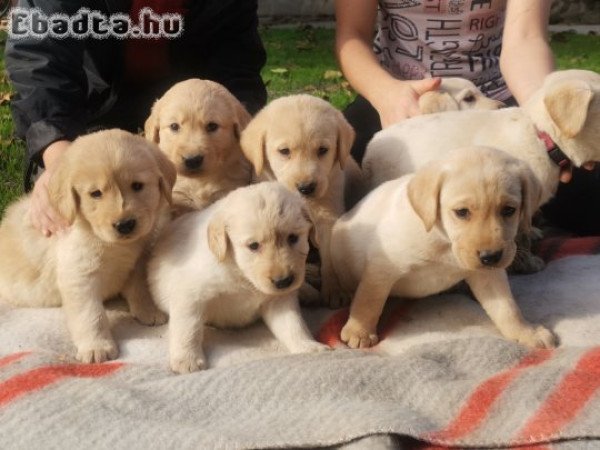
[425,349,553,443]
[317,304,411,347]
[515,346,600,442]
[317,309,349,347]
[0,362,124,407]
[535,236,600,262]
[0,352,31,369]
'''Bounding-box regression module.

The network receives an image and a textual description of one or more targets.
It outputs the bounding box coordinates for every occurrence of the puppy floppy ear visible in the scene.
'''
[47,154,78,225]
[407,162,444,232]
[517,162,543,233]
[335,110,356,170]
[231,99,252,141]
[544,79,594,138]
[144,99,162,144]
[149,143,177,204]
[207,212,229,262]
[418,91,459,114]
[301,204,319,248]
[240,111,267,175]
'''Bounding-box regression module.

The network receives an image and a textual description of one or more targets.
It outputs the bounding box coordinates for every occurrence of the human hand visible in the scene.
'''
[29,140,71,236]
[374,77,441,128]
[559,162,596,184]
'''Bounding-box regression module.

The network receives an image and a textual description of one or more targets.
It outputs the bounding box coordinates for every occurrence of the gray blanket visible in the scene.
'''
[2,254,600,449]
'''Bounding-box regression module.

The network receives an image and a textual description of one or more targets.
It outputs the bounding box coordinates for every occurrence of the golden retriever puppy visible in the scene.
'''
[240,94,360,308]
[0,129,176,363]
[148,182,328,374]
[145,78,252,214]
[418,77,504,114]
[332,146,556,349]
[364,70,600,274]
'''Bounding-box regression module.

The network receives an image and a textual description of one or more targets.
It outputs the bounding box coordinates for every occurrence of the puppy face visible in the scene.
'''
[144,79,251,177]
[240,95,355,199]
[48,130,176,243]
[208,182,317,295]
[408,146,541,271]
[418,78,504,114]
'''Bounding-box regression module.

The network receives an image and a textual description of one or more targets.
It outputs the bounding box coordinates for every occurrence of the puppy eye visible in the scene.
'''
[248,242,260,251]
[206,122,219,133]
[90,190,102,199]
[287,234,299,245]
[317,146,329,157]
[462,94,476,103]
[278,148,290,157]
[501,206,516,217]
[454,208,470,219]
[131,182,144,192]
[169,123,180,132]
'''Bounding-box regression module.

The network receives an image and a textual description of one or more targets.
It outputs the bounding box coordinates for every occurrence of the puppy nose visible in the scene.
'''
[479,250,503,266]
[296,182,317,196]
[183,154,204,170]
[113,218,137,235]
[271,274,295,290]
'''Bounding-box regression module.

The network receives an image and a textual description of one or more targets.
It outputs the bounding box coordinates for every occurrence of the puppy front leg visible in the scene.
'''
[122,260,168,326]
[341,268,394,349]
[261,295,329,354]
[466,270,557,348]
[59,281,118,363]
[168,299,206,374]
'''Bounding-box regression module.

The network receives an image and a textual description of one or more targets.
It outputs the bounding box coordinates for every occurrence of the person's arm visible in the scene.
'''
[334,0,439,127]
[6,1,88,235]
[500,0,554,105]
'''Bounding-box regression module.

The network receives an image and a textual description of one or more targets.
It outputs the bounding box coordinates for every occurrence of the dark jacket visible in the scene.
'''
[6,0,267,189]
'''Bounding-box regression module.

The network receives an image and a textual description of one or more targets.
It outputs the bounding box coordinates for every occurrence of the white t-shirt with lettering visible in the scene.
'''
[375,0,510,100]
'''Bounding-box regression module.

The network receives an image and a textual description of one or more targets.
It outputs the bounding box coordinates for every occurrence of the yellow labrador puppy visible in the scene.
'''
[145,78,252,214]
[418,77,504,114]
[0,129,176,363]
[148,182,329,374]
[364,70,600,274]
[240,94,361,308]
[332,146,556,350]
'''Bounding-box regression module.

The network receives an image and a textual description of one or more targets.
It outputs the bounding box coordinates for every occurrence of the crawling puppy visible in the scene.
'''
[148,182,329,374]
[418,77,504,114]
[145,78,253,214]
[240,94,360,307]
[332,146,556,350]
[0,130,176,362]
[364,70,600,274]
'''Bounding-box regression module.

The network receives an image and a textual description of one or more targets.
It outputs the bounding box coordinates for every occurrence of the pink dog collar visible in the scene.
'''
[537,130,571,168]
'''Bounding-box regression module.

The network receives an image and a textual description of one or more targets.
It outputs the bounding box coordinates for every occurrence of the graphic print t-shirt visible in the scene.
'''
[374,0,509,100]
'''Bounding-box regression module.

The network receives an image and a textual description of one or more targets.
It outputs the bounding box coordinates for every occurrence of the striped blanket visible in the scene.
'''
[1,237,600,449]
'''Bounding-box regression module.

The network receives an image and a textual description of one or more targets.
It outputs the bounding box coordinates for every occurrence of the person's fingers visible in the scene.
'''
[28,171,69,236]
[582,162,596,171]
[412,77,441,95]
[559,167,573,183]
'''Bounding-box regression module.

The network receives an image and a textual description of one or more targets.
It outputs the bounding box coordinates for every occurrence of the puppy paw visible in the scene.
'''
[170,351,206,374]
[341,321,378,349]
[133,306,168,327]
[76,339,119,363]
[288,340,331,354]
[514,325,558,349]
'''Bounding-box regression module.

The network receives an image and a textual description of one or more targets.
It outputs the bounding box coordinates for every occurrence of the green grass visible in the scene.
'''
[0,27,599,215]
[0,30,25,215]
